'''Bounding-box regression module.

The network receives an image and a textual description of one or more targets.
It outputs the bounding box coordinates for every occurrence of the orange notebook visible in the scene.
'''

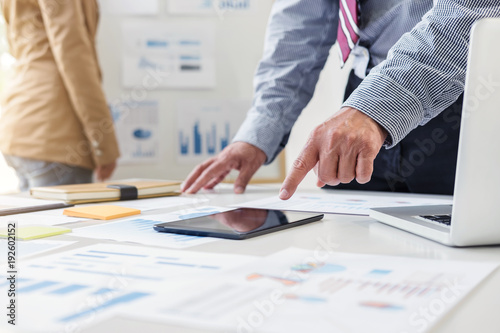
[63,205,141,220]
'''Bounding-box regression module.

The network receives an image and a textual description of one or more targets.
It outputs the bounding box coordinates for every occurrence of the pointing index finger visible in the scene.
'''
[279,144,318,200]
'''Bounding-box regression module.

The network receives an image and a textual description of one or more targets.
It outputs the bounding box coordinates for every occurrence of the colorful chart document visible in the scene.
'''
[126,247,498,333]
[3,243,257,332]
[234,191,453,216]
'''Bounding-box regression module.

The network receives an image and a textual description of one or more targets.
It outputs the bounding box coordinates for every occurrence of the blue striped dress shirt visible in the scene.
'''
[232,0,500,163]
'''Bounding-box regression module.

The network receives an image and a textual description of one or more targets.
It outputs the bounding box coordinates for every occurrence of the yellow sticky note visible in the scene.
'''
[63,205,141,220]
[0,226,71,240]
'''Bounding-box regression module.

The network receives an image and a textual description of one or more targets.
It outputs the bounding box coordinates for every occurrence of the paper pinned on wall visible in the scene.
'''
[99,0,159,16]
[111,100,161,164]
[121,21,216,89]
[167,0,257,16]
[176,100,251,163]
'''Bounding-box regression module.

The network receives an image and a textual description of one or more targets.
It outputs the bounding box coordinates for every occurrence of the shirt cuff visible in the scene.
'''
[342,73,425,148]
[232,110,287,164]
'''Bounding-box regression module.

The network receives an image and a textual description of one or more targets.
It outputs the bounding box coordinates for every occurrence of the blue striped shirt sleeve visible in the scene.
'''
[343,0,500,148]
[232,0,339,164]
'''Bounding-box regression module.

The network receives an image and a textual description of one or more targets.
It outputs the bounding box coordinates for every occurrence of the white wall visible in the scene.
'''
[0,16,19,194]
[97,1,351,189]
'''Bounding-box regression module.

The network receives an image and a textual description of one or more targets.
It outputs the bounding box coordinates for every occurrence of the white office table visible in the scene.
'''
[5,185,500,333]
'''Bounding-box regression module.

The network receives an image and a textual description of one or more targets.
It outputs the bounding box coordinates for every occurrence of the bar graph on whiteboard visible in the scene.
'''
[177,100,251,162]
[179,121,231,156]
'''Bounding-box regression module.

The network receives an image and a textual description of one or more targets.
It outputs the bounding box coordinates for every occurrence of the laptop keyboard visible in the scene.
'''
[419,214,452,226]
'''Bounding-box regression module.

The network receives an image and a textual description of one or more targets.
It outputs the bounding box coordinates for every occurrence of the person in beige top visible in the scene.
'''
[0,0,120,191]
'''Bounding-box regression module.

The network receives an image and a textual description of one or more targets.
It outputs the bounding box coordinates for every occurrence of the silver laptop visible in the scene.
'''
[369,18,500,247]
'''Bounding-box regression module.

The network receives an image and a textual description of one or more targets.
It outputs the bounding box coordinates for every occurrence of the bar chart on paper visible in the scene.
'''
[73,206,234,248]
[177,100,251,162]
[6,243,257,332]
[131,247,498,333]
[6,277,151,330]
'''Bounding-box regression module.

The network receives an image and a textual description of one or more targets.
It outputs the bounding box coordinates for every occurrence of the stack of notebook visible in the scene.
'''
[30,180,182,204]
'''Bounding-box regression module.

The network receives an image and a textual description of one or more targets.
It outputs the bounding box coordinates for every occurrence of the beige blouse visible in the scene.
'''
[0,0,119,170]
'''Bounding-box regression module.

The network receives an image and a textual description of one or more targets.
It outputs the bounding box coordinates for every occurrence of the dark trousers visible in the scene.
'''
[324,71,462,195]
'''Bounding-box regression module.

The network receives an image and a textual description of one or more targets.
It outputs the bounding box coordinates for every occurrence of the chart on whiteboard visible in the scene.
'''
[176,99,251,163]
[112,100,160,164]
[121,21,216,89]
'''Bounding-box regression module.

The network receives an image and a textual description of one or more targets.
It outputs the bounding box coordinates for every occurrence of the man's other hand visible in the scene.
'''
[181,142,267,194]
[95,161,117,182]
[279,107,387,200]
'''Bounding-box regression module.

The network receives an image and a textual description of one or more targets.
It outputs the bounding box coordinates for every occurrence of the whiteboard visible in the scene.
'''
[96,0,284,183]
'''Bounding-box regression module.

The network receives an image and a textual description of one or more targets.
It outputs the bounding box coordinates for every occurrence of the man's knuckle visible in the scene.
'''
[328,129,341,142]
[357,169,370,179]
[318,172,334,184]
[343,133,355,145]
[358,140,379,155]
[311,125,323,137]
[339,174,354,183]
[292,158,309,172]
[200,159,214,169]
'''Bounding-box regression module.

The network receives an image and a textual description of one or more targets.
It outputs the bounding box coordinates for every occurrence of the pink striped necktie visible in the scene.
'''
[337,0,360,67]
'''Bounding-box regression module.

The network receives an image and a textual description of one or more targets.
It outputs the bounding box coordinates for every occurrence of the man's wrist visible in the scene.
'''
[232,112,288,164]
[342,73,425,148]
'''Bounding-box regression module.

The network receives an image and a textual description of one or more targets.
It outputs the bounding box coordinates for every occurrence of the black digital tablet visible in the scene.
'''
[153,208,324,240]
